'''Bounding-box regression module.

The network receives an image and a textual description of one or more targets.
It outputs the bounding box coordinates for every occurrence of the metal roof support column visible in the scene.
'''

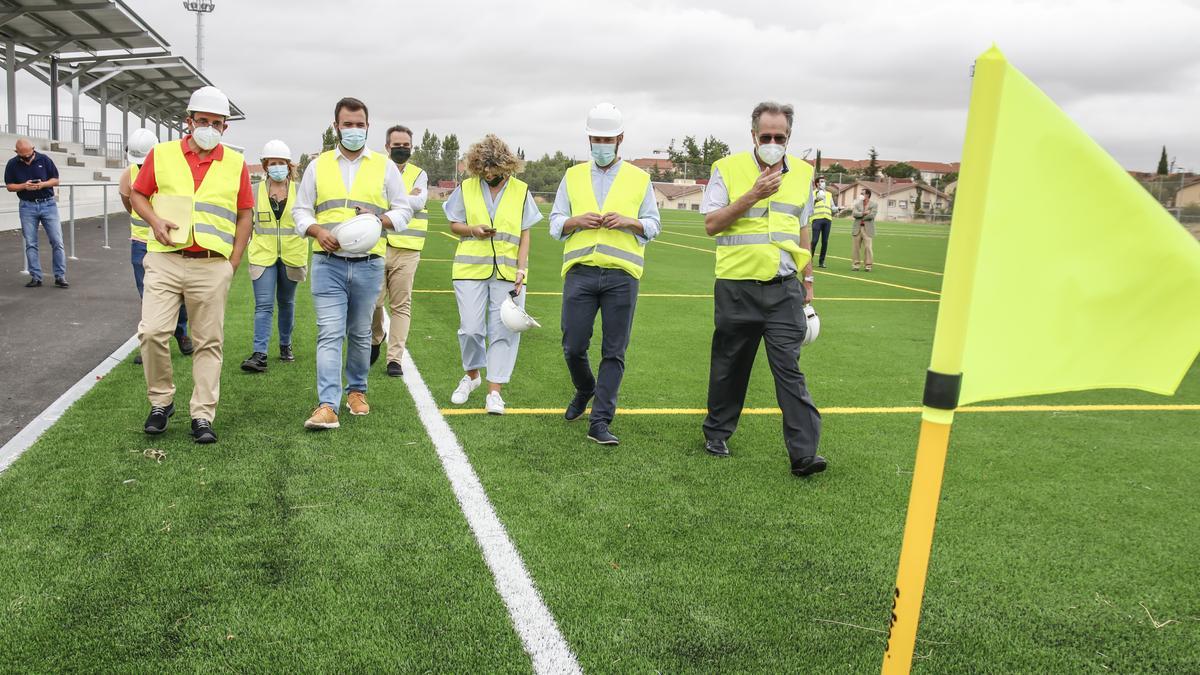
[5,40,15,134]
[48,56,58,140]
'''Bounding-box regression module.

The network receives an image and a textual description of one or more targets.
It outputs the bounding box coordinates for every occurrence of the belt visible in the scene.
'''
[754,274,796,286]
[314,251,382,262]
[170,249,225,259]
[21,196,55,203]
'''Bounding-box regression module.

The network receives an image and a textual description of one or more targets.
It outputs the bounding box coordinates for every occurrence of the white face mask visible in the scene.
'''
[756,142,785,166]
[192,125,222,150]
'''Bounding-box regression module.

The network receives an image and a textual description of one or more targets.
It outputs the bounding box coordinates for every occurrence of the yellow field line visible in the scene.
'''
[653,239,718,255]
[656,231,944,277]
[438,231,460,242]
[817,270,941,296]
[408,289,937,302]
[439,404,1200,416]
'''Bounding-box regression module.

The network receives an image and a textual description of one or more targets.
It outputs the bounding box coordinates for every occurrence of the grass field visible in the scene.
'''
[1,202,1197,672]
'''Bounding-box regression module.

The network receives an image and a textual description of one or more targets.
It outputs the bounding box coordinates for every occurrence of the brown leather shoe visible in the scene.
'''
[304,404,340,430]
[347,391,370,416]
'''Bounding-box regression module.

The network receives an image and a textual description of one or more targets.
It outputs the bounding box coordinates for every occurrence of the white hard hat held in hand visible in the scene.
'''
[187,86,230,117]
[261,139,292,162]
[500,292,541,333]
[802,304,820,346]
[585,102,623,137]
[333,213,382,255]
[127,128,159,164]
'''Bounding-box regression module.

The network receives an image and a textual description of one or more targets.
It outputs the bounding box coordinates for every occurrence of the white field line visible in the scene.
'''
[0,335,138,474]
[400,350,582,675]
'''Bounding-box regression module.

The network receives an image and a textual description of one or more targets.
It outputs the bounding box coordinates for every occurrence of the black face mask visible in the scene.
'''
[485,175,505,187]
[18,153,34,163]
[389,147,411,164]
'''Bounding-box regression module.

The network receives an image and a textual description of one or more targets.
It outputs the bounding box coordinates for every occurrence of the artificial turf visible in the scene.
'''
[0,202,1196,672]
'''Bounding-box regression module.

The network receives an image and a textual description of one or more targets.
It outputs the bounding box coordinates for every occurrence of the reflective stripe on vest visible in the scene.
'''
[312,149,388,256]
[810,189,833,221]
[386,163,429,251]
[711,151,813,281]
[561,161,650,279]
[128,163,150,241]
[248,180,308,268]
[452,176,528,281]
[146,140,244,256]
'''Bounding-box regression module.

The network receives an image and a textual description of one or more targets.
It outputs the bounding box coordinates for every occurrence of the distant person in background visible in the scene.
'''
[851,188,878,272]
[240,140,308,373]
[809,176,833,268]
[5,138,67,288]
[121,128,192,365]
[370,124,429,378]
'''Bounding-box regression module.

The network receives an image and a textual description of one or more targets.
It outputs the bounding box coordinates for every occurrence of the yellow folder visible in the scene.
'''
[150,194,194,245]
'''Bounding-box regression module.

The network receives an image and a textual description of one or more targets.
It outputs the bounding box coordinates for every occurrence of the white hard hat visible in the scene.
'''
[127,128,159,164]
[260,139,292,162]
[187,85,230,117]
[333,213,382,255]
[500,293,541,333]
[802,304,820,346]
[585,102,623,137]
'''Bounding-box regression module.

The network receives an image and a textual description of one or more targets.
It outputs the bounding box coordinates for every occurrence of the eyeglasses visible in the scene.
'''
[757,134,788,144]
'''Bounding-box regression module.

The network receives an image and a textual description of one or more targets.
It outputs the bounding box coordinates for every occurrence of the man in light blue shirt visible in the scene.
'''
[547,103,660,446]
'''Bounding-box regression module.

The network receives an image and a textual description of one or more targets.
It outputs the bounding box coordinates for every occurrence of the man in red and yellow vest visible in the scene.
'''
[548,102,660,446]
[699,101,826,478]
[130,86,253,444]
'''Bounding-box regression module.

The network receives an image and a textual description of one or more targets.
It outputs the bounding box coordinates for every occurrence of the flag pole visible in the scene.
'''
[881,46,1008,675]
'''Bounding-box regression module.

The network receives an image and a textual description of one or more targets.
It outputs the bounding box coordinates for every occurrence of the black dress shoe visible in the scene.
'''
[176,333,194,355]
[240,352,268,372]
[587,423,619,446]
[791,455,828,477]
[144,403,174,434]
[133,353,143,365]
[54,277,69,288]
[370,337,385,366]
[279,344,295,362]
[191,418,217,444]
[565,390,593,422]
[704,438,731,457]
[387,360,403,377]
[24,278,41,288]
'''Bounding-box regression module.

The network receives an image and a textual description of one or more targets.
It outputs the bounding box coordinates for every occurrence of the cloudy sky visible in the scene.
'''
[12,0,1200,172]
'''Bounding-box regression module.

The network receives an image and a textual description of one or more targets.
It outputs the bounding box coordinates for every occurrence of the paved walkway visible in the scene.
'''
[0,211,138,445]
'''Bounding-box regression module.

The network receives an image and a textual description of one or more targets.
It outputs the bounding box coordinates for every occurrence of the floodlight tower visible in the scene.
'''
[182,0,216,73]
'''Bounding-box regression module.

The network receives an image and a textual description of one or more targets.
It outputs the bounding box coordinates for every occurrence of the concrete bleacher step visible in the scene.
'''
[106,159,123,169]
[83,148,100,157]
[50,142,68,153]
[91,171,110,181]
[67,157,85,167]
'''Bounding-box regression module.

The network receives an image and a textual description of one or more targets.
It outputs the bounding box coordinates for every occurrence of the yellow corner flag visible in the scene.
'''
[881,47,1200,674]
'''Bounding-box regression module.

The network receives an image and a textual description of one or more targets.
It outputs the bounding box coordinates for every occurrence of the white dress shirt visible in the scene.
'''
[292,146,413,236]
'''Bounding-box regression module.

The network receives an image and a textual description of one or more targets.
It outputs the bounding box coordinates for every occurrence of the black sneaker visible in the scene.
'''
[240,352,268,373]
[817,262,827,269]
[144,403,174,434]
[791,455,828,477]
[191,418,217,444]
[387,361,403,377]
[370,337,385,366]
[176,332,194,355]
[133,353,143,365]
[565,390,593,422]
[587,423,619,446]
[24,278,41,288]
[279,344,295,362]
[54,277,69,288]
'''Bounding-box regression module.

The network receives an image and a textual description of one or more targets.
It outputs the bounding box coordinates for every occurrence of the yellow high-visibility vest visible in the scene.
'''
[312,149,388,256]
[452,176,528,281]
[248,180,308,268]
[385,162,428,251]
[711,151,814,281]
[146,140,244,256]
[811,188,833,221]
[561,161,649,279]
[128,163,149,241]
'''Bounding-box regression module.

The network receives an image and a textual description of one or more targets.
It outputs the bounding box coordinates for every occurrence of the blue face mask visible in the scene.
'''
[591,142,616,167]
[340,128,367,151]
[266,165,289,182]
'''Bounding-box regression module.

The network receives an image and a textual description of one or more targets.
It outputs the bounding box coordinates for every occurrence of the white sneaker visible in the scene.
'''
[450,374,481,404]
[485,390,506,415]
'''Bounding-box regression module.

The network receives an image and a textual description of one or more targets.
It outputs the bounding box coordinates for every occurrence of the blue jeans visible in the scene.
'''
[131,240,188,336]
[310,253,384,408]
[251,260,299,353]
[19,199,66,281]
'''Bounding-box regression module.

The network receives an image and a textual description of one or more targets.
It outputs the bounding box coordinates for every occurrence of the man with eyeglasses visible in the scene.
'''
[5,138,67,288]
[699,100,826,479]
[129,86,254,444]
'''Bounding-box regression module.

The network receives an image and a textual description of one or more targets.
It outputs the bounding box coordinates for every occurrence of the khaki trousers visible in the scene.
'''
[371,247,421,363]
[852,231,874,268]
[139,252,234,421]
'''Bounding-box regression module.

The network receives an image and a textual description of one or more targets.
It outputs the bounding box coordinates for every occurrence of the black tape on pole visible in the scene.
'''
[922,370,962,410]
